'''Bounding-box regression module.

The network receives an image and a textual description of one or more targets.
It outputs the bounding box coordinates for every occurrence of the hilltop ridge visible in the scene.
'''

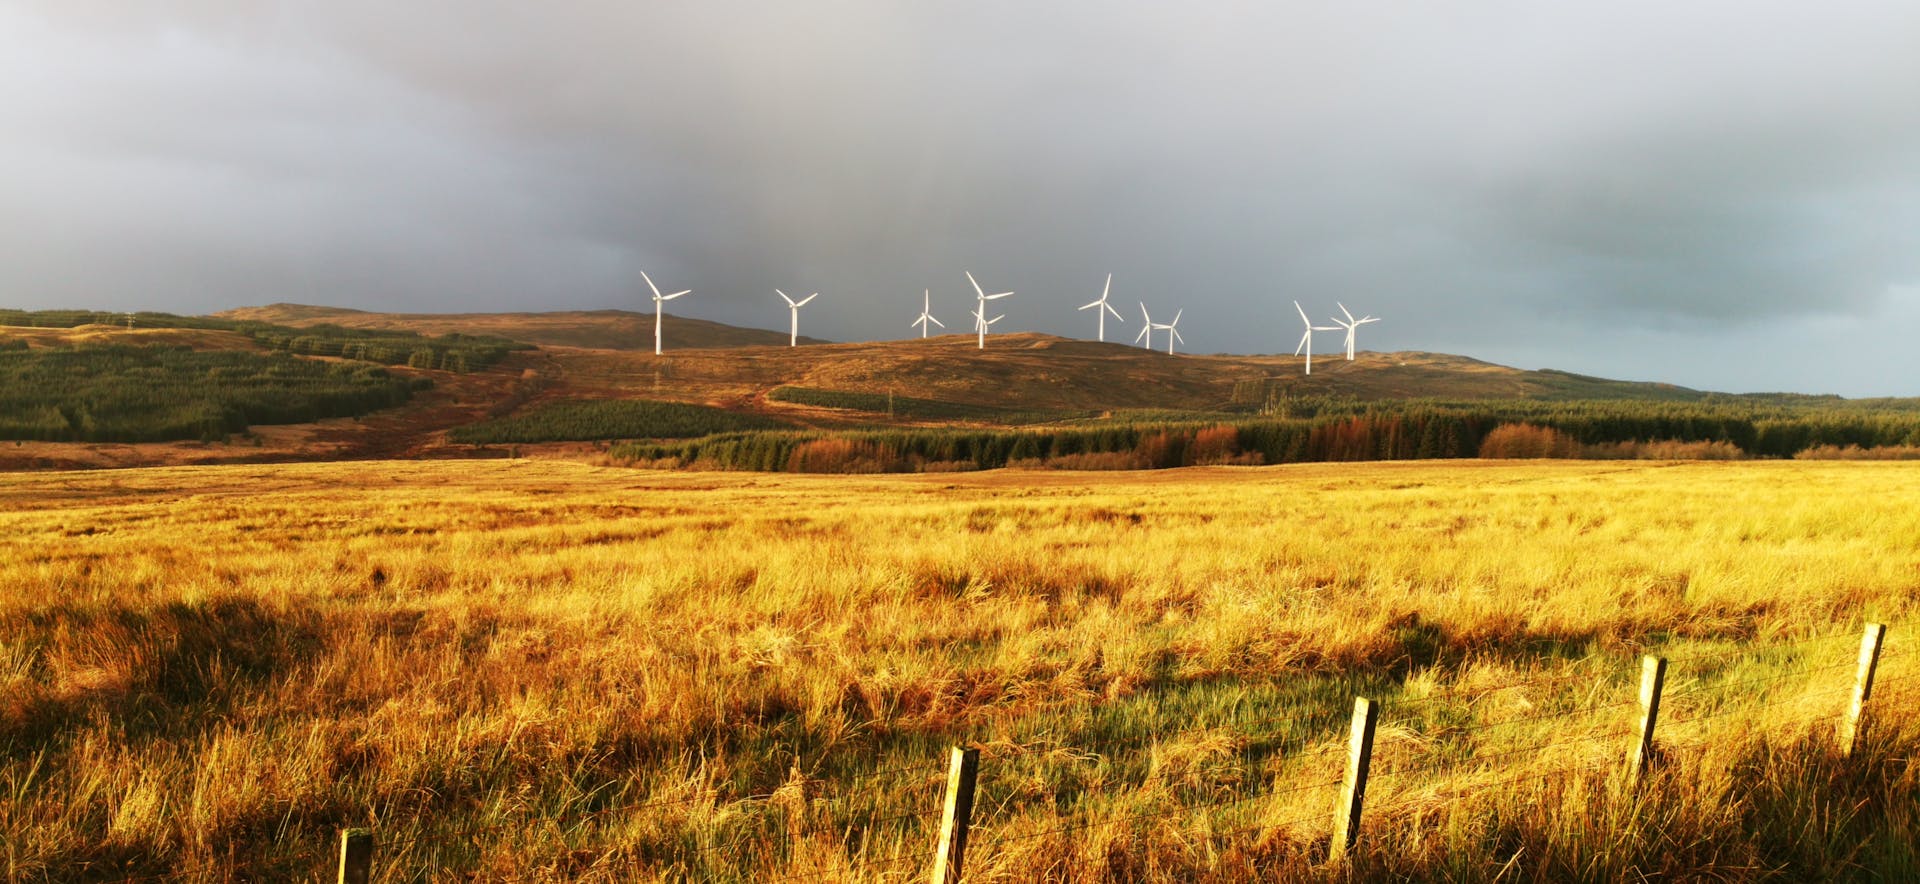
[214,303,828,350]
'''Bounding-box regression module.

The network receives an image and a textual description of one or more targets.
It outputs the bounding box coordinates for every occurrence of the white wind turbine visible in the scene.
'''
[1078,273,1124,342]
[965,271,1012,349]
[911,290,944,338]
[971,302,1005,348]
[1294,300,1340,375]
[641,271,690,356]
[775,289,818,347]
[1328,302,1380,361]
[1133,302,1154,350]
[1153,309,1185,355]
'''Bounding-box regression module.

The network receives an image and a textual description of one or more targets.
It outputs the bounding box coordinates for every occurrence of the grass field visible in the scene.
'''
[4,460,1920,881]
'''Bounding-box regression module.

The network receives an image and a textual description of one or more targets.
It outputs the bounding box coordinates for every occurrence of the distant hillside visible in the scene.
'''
[537,332,1730,416]
[215,303,826,350]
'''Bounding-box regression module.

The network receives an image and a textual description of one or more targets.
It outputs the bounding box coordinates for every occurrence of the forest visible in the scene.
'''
[0,309,527,373]
[610,396,1920,472]
[0,346,424,442]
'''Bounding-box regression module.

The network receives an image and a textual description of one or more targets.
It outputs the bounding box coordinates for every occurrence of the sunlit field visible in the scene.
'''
[5,460,1920,882]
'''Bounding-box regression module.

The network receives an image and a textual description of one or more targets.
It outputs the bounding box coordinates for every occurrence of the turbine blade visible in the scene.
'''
[776,289,795,306]
[1171,308,1183,326]
[797,293,819,306]
[1103,302,1123,320]
[1294,300,1309,325]
[966,271,985,299]
[1295,330,1310,356]
[641,271,663,299]
[1079,299,1103,310]
[1171,327,1184,344]
[1139,302,1151,323]
[1339,302,1355,323]
[1134,325,1149,343]
[985,291,1012,300]
[663,290,690,301]
[1102,273,1112,303]
[929,315,945,328]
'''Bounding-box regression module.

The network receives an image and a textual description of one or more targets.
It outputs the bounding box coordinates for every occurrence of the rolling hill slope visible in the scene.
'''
[535,333,1715,416]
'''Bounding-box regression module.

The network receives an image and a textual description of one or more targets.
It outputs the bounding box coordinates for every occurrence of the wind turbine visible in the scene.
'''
[775,289,818,347]
[1133,302,1154,350]
[965,271,1012,349]
[971,302,1005,349]
[911,290,944,338]
[641,271,690,356]
[1328,302,1380,361]
[124,312,134,330]
[1294,301,1340,375]
[1078,274,1124,342]
[1153,309,1185,355]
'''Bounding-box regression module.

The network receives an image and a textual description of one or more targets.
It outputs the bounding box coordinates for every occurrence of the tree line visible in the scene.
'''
[607,399,1920,472]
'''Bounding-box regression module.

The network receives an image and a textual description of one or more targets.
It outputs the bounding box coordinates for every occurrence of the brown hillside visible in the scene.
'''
[0,324,261,351]
[535,333,1699,414]
[215,303,826,350]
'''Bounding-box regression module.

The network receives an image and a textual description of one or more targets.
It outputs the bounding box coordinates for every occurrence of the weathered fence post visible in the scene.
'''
[1629,655,1668,785]
[1840,622,1888,757]
[1329,696,1380,864]
[337,828,373,884]
[929,745,980,884]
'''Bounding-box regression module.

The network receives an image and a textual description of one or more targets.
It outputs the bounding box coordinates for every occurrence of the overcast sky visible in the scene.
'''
[3,2,1917,395]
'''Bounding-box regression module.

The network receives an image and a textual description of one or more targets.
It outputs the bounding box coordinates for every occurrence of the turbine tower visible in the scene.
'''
[775,289,818,347]
[1133,302,1154,350]
[642,271,690,356]
[1078,273,1124,342]
[1153,309,1185,355]
[1294,301,1340,375]
[1329,302,1381,361]
[911,290,944,338]
[965,271,1012,349]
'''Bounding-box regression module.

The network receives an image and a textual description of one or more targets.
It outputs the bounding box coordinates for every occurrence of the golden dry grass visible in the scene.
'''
[3,460,1919,882]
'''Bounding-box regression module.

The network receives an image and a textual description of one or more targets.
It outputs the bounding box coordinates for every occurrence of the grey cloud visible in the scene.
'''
[4,2,1919,393]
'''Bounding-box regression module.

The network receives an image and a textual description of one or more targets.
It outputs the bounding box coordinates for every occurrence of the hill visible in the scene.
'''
[215,303,826,350]
[535,332,1717,415]
[0,323,261,351]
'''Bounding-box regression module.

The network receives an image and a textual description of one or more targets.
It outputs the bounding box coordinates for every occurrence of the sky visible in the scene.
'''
[3,2,1918,396]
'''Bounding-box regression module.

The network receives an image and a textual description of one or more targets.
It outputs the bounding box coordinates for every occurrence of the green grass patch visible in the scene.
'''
[449,399,788,444]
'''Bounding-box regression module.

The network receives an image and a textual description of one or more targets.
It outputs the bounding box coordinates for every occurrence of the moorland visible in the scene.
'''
[4,459,1918,881]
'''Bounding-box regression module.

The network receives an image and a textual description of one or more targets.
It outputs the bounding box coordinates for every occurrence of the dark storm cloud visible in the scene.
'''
[4,2,1919,393]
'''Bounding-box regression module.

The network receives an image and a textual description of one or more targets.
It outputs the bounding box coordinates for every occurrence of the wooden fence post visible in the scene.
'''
[1629,655,1668,784]
[337,828,373,884]
[929,745,980,884]
[1840,622,1888,757]
[1329,696,1380,864]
